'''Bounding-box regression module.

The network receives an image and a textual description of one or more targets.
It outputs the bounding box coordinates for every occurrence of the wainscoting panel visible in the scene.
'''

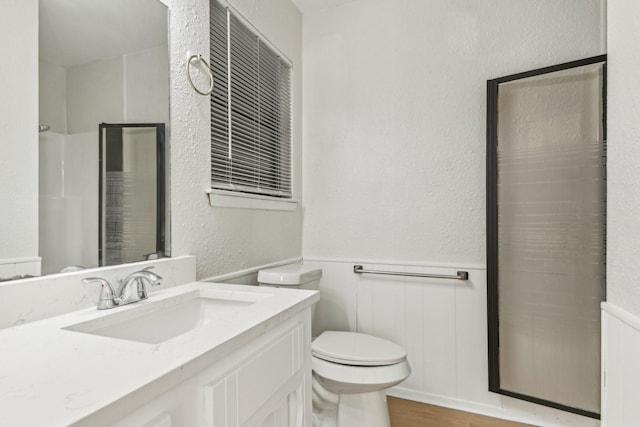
[454,268,502,408]
[359,264,458,397]
[601,303,640,427]
[304,258,600,427]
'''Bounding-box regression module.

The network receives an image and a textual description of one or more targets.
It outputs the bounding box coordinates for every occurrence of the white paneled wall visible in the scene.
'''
[306,258,600,427]
[601,303,640,427]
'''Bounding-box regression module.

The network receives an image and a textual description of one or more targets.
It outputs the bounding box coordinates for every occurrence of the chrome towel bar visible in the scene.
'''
[353,265,469,281]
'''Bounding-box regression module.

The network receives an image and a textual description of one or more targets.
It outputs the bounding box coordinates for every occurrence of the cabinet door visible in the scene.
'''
[203,324,306,426]
[109,384,200,427]
[256,383,305,427]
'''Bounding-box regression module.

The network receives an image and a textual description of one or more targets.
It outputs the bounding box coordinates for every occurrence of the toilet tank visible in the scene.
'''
[257,263,322,290]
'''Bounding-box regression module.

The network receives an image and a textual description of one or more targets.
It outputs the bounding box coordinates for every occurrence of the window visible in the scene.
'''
[210,0,292,199]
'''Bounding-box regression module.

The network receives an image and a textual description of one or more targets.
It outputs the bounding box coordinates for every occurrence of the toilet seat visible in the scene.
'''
[312,331,406,366]
[312,356,411,395]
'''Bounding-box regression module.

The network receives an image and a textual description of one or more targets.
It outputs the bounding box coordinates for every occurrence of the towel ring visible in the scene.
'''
[187,54,214,96]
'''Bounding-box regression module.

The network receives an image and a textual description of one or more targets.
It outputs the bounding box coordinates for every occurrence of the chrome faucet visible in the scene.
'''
[82,267,163,310]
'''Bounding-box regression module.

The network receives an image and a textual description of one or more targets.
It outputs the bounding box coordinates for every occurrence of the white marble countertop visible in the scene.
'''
[0,282,319,427]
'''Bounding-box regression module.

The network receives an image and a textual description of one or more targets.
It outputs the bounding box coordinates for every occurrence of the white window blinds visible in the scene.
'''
[210,1,292,198]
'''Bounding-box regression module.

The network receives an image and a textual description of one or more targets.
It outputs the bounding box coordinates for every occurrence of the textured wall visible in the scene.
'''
[607,0,640,318]
[0,0,39,261]
[301,0,605,264]
[167,0,303,279]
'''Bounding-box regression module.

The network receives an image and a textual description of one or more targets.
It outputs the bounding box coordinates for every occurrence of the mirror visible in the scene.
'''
[36,0,170,276]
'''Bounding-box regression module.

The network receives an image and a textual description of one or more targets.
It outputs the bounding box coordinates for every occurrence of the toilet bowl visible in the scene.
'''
[312,331,411,427]
[258,264,411,427]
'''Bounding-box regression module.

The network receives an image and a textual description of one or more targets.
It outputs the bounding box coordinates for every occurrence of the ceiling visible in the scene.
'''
[291,0,360,14]
[39,0,168,68]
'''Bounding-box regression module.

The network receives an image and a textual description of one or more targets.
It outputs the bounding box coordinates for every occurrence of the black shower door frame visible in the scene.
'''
[98,122,166,266]
[486,54,607,420]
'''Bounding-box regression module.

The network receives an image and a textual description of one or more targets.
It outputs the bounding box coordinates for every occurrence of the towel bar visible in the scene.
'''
[353,265,469,281]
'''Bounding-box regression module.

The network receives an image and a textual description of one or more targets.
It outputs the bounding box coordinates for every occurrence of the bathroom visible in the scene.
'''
[0,0,638,426]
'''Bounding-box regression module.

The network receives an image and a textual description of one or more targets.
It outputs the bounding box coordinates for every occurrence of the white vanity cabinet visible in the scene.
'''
[0,283,318,426]
[83,310,312,427]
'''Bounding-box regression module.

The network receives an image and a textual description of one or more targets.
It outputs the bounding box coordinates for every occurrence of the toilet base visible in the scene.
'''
[312,375,391,427]
[338,391,391,427]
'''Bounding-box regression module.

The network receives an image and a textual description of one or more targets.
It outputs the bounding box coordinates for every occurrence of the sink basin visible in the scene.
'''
[64,288,268,344]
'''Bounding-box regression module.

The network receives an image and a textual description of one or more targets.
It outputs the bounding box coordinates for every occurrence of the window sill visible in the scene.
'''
[207,189,298,211]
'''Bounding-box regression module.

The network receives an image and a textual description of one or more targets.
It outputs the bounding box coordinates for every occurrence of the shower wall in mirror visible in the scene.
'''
[486,55,607,418]
[38,0,169,275]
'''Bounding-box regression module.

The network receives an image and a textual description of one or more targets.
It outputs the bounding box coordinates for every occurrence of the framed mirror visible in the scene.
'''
[99,123,166,266]
[35,0,170,277]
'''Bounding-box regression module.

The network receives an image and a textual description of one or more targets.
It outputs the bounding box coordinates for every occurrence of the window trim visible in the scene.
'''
[207,189,297,211]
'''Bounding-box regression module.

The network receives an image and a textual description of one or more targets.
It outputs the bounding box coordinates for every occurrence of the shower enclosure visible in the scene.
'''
[486,55,607,418]
[99,123,166,266]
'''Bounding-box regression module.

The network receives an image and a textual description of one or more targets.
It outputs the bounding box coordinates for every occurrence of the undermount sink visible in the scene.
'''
[64,287,268,344]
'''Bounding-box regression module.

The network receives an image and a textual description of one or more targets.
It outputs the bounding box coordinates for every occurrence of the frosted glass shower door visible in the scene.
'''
[486,56,606,418]
[99,123,166,266]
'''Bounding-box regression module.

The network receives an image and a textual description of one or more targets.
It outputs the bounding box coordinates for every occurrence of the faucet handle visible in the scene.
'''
[142,265,158,273]
[82,277,117,310]
[141,266,163,281]
[136,267,162,300]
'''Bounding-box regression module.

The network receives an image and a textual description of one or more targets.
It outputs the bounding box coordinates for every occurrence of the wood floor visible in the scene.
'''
[387,397,538,427]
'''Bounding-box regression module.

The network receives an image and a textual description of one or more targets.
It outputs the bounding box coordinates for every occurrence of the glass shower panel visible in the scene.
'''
[99,123,165,266]
[493,61,606,416]
[109,128,157,264]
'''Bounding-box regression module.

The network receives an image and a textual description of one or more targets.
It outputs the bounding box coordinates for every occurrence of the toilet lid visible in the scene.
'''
[311,331,406,366]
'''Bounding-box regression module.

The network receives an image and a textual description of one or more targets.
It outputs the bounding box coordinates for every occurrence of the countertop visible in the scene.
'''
[0,282,319,426]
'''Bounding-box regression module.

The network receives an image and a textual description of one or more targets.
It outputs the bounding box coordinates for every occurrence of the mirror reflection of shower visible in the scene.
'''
[37,0,169,276]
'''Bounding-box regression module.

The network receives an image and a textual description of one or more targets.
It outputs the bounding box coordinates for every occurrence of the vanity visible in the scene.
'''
[0,282,318,426]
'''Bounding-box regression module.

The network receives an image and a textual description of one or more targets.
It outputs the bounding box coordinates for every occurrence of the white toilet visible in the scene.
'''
[258,263,411,427]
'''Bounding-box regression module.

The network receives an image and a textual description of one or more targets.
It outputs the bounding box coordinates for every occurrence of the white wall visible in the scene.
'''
[39,131,98,274]
[601,304,640,427]
[301,0,604,263]
[66,57,125,133]
[0,0,39,270]
[301,0,604,425]
[602,1,640,426]
[39,61,66,134]
[167,0,303,279]
[125,46,171,123]
[607,0,640,320]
